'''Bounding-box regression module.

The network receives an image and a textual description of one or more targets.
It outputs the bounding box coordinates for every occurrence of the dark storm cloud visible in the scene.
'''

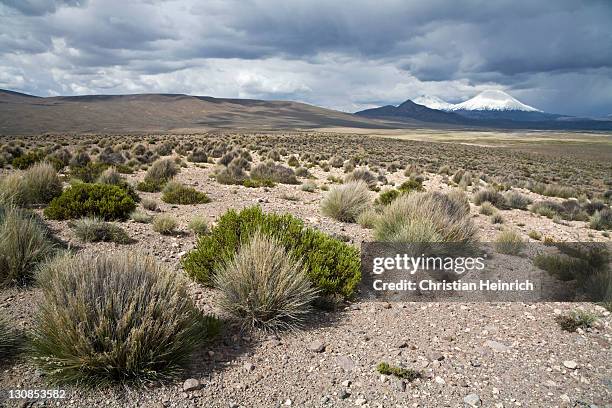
[0,0,611,116]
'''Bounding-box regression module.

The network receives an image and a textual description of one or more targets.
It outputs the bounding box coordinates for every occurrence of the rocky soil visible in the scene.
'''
[1,158,610,408]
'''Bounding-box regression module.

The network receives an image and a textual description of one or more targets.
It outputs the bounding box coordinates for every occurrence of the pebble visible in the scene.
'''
[485,340,510,352]
[182,378,201,392]
[337,355,355,372]
[464,393,481,407]
[308,340,326,353]
[563,360,578,369]
[355,397,367,406]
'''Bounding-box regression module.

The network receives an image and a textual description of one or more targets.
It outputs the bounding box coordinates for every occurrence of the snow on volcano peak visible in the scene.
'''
[412,95,454,111]
[448,90,540,112]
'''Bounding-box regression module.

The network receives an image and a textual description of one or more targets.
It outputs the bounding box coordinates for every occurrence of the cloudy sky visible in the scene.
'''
[1,0,611,116]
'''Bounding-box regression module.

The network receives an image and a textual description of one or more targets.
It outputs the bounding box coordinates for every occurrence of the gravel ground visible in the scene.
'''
[1,159,610,408]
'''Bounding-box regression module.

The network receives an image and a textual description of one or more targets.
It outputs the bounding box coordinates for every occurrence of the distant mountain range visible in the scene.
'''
[356,90,612,130]
[0,88,611,135]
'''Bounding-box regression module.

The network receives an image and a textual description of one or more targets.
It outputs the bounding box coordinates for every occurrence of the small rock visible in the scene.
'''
[244,362,255,372]
[355,397,367,406]
[395,379,407,392]
[308,340,326,353]
[563,360,578,369]
[434,376,446,385]
[337,356,355,372]
[560,394,571,403]
[284,399,292,406]
[339,389,351,400]
[396,341,409,348]
[182,378,201,392]
[320,395,330,404]
[341,380,352,387]
[464,393,481,407]
[485,340,510,353]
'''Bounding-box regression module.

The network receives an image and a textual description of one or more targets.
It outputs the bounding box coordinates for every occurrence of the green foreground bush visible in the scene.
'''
[161,181,211,205]
[31,252,215,385]
[44,183,136,220]
[214,231,317,332]
[182,206,361,299]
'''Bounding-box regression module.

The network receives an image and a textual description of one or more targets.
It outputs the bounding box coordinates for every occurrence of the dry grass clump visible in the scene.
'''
[345,167,377,189]
[0,313,21,360]
[479,201,496,215]
[214,232,317,332]
[152,214,178,235]
[250,160,298,184]
[216,157,249,185]
[32,252,210,385]
[589,208,611,230]
[473,188,505,208]
[529,182,577,199]
[0,205,56,287]
[494,230,524,255]
[71,217,132,244]
[320,180,371,222]
[161,181,210,205]
[0,162,62,206]
[138,158,178,191]
[374,191,477,244]
[490,213,504,224]
[504,190,532,210]
[130,210,152,223]
[141,197,158,211]
[188,216,209,235]
[357,208,379,229]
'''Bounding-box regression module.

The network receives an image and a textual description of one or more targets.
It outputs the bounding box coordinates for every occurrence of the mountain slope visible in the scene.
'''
[355,99,467,124]
[0,90,400,135]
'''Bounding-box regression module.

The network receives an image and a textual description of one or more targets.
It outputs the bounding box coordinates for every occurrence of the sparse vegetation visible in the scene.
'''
[152,214,178,235]
[71,217,132,244]
[555,309,598,332]
[161,181,211,205]
[376,362,421,381]
[494,230,524,255]
[188,216,209,235]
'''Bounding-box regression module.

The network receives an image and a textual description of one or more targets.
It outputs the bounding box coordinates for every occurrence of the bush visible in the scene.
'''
[182,206,361,299]
[528,230,542,240]
[374,192,477,244]
[71,217,132,244]
[0,205,56,286]
[376,189,401,206]
[152,214,178,235]
[214,232,317,332]
[187,148,208,163]
[188,216,209,235]
[589,208,611,230]
[529,182,576,199]
[161,181,210,205]
[504,191,532,210]
[531,200,562,218]
[31,252,211,385]
[494,230,524,255]
[490,213,504,224]
[44,183,136,221]
[473,188,505,207]
[12,150,44,169]
[97,167,139,202]
[216,157,249,185]
[140,158,178,191]
[70,161,109,183]
[250,161,298,184]
[301,181,317,192]
[320,181,371,223]
[555,309,598,332]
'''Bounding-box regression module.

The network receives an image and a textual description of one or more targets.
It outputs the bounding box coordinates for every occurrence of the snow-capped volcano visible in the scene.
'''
[448,90,540,112]
[415,90,541,112]
[412,95,454,111]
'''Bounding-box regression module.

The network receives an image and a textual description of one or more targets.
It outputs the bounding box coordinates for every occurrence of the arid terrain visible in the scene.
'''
[0,130,610,408]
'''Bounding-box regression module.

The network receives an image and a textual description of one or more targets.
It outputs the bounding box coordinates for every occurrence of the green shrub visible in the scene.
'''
[321,181,371,223]
[12,150,44,169]
[374,192,477,244]
[494,230,524,255]
[182,206,361,299]
[71,217,132,244]
[44,183,136,221]
[0,205,56,286]
[188,216,209,235]
[152,214,178,235]
[398,179,424,193]
[161,181,210,205]
[31,252,212,385]
[473,188,505,207]
[528,230,542,240]
[242,177,275,188]
[70,161,109,183]
[96,167,139,202]
[376,189,401,206]
[376,362,421,381]
[214,232,317,332]
[555,309,598,332]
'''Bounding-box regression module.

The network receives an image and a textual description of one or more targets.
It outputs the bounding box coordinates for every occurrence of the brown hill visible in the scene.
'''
[0,90,408,135]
